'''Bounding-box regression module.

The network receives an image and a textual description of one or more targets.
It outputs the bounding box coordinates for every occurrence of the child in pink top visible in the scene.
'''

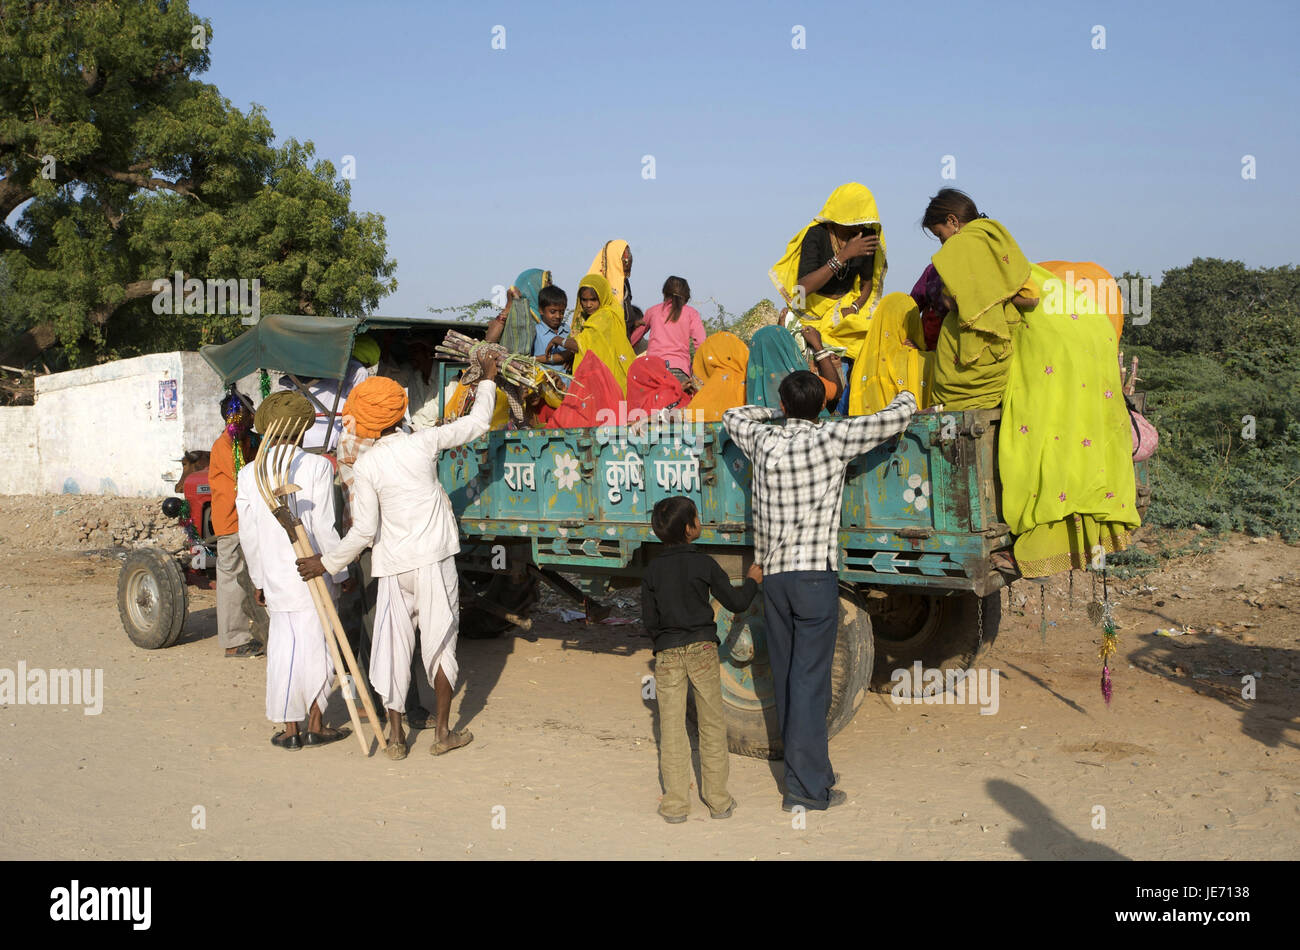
[630,276,706,384]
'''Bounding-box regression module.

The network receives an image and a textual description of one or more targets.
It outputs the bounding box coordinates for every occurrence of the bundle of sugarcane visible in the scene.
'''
[436,330,570,423]
[435,331,571,389]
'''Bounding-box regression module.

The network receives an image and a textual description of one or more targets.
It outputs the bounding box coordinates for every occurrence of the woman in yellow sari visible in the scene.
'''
[848,292,933,415]
[560,273,636,393]
[587,240,637,340]
[687,332,749,422]
[769,182,887,362]
[999,262,1139,577]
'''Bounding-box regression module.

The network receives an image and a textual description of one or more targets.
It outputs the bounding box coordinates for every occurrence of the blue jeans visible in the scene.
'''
[763,570,838,808]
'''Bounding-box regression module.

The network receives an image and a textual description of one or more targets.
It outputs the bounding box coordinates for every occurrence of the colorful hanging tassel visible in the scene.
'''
[1097,569,1117,705]
[259,368,272,400]
[1098,621,1118,705]
[224,391,252,476]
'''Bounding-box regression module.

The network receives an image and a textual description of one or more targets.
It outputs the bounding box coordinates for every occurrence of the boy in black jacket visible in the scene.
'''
[642,496,762,823]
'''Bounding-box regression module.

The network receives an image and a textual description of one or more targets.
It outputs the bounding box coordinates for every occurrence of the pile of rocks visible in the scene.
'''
[0,494,190,553]
[73,514,188,550]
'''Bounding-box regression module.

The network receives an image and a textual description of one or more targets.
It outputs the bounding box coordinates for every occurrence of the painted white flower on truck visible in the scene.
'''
[903,473,931,511]
[552,452,582,491]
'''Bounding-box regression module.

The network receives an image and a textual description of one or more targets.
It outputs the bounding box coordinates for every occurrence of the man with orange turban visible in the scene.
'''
[341,375,409,438]
[297,355,501,761]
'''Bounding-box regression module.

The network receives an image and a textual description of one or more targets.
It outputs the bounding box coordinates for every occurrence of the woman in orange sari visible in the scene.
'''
[687,332,749,422]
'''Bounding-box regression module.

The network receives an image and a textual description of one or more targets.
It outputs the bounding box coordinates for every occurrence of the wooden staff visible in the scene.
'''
[254,417,386,755]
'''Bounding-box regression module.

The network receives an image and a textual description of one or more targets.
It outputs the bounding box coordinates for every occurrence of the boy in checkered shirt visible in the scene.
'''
[725,373,915,811]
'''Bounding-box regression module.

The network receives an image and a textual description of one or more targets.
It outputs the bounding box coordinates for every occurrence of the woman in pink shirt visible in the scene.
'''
[630,276,706,388]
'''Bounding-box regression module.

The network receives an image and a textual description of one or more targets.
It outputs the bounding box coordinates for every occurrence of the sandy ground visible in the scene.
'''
[0,494,1297,860]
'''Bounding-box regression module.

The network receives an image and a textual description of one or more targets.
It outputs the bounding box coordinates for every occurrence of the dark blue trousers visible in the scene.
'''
[762,570,838,808]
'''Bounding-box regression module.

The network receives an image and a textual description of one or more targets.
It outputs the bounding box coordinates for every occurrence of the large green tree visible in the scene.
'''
[0,0,396,368]
[1118,258,1300,540]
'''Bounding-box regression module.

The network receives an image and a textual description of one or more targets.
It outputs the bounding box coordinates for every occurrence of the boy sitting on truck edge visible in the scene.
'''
[642,496,762,823]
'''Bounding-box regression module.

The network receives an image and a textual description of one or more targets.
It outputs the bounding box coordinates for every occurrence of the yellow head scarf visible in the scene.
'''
[688,332,749,422]
[587,240,630,309]
[769,183,888,359]
[573,273,636,393]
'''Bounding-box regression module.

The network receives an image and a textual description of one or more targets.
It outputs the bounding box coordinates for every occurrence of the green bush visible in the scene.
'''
[1122,259,1300,542]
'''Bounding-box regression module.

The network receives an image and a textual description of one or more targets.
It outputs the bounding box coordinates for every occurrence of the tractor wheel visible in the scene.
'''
[117,548,188,650]
[700,582,874,760]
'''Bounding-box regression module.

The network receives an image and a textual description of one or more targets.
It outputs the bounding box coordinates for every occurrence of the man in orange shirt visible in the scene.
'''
[210,390,267,657]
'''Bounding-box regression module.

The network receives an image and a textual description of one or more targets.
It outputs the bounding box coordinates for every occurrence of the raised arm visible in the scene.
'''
[722,405,778,459]
[410,379,497,455]
[833,390,917,460]
[407,355,501,453]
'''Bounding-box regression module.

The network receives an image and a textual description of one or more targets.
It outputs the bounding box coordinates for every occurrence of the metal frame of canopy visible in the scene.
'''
[199,313,489,448]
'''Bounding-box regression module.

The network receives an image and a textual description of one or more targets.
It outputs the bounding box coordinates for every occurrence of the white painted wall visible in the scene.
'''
[32,352,263,497]
[0,406,39,495]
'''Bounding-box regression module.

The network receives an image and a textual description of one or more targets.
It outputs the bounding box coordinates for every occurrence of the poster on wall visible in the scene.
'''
[158,378,178,421]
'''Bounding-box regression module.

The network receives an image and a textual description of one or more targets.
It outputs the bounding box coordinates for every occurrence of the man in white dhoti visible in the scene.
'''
[297,358,499,761]
[236,392,352,751]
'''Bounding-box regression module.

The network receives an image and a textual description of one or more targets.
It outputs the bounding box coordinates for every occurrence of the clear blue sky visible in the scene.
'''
[201,0,1299,319]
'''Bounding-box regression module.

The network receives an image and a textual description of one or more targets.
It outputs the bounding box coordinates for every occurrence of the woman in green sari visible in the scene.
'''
[923,189,1040,410]
[998,263,1139,577]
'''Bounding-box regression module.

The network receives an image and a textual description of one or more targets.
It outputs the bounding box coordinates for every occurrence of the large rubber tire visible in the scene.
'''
[117,548,188,650]
[704,584,874,760]
[459,570,540,639]
[869,590,1001,694]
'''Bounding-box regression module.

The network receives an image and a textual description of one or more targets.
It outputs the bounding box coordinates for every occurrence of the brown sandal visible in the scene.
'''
[429,729,473,756]
[385,738,408,761]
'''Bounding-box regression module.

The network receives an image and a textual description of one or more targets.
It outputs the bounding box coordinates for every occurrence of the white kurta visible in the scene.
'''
[236,449,349,724]
[370,557,460,710]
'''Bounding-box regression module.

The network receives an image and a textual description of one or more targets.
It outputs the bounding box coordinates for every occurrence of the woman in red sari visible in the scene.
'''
[626,354,691,417]
[546,350,625,428]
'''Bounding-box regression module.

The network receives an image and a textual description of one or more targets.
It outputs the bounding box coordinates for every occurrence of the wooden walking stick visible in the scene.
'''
[254,417,386,755]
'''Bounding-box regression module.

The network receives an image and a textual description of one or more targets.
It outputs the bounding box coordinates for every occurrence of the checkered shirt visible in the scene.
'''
[723,392,917,575]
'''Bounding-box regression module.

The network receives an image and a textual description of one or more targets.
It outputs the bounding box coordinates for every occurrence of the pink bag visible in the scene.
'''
[1129,406,1158,461]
